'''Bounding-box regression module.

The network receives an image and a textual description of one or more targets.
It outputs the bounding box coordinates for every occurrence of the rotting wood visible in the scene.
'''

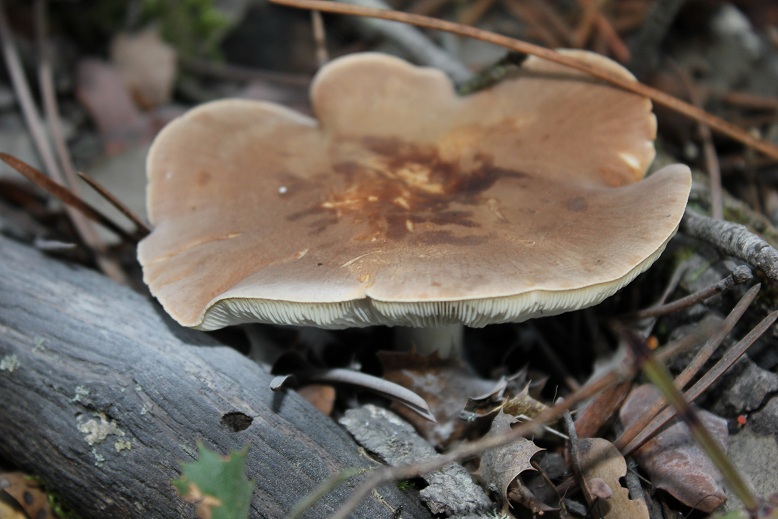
[0,236,430,519]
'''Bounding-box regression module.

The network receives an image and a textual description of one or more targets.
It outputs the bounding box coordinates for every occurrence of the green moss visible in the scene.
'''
[141,0,230,58]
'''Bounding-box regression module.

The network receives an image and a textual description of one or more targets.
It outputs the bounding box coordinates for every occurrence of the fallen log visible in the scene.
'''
[0,236,429,518]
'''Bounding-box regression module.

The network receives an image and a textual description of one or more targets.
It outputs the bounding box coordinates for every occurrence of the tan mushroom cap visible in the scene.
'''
[138,51,691,331]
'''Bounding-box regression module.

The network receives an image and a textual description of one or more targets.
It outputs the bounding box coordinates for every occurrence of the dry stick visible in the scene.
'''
[12,0,124,282]
[322,373,619,519]
[292,328,714,519]
[336,0,471,83]
[270,0,778,160]
[623,264,753,320]
[626,330,761,515]
[270,368,436,422]
[682,210,778,281]
[77,172,150,237]
[614,283,760,452]
[0,154,135,242]
[673,62,724,219]
[623,310,778,460]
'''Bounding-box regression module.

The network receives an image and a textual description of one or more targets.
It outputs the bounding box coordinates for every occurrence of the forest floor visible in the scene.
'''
[1,1,778,518]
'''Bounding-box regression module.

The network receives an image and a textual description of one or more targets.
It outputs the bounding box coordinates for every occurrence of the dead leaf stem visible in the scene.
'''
[615,284,760,451]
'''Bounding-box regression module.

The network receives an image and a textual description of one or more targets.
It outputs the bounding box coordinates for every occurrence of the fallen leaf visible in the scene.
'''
[297,383,336,416]
[478,411,544,511]
[569,436,649,519]
[620,384,728,513]
[173,444,253,519]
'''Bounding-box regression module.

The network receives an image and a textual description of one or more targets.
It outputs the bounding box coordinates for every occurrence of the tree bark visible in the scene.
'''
[0,236,429,518]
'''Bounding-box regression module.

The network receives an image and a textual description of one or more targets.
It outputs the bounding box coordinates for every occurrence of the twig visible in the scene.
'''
[622,310,778,462]
[269,0,778,160]
[329,375,618,519]
[270,368,436,422]
[0,0,125,282]
[335,0,471,83]
[615,284,760,452]
[286,327,714,518]
[0,154,135,242]
[623,265,753,320]
[625,330,761,515]
[681,210,778,281]
[77,172,150,237]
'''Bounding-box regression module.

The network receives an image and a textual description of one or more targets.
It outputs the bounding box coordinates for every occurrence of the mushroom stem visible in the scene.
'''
[395,324,464,359]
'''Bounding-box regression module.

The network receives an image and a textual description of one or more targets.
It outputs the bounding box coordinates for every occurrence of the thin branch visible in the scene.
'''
[681,210,778,281]
[625,329,760,514]
[622,310,778,460]
[269,0,778,160]
[622,265,753,320]
[0,153,135,242]
[271,368,436,422]
[77,172,150,237]
[615,283,760,452]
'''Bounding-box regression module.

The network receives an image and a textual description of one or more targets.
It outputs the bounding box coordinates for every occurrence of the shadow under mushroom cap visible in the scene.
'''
[138,51,692,330]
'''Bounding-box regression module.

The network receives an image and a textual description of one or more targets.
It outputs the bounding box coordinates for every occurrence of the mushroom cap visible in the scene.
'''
[138,51,691,330]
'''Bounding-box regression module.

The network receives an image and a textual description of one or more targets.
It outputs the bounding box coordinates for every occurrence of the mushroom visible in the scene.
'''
[138,51,691,358]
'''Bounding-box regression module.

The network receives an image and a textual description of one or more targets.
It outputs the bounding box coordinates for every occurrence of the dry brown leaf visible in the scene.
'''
[574,380,632,438]
[297,383,336,415]
[111,27,177,110]
[479,411,544,511]
[0,472,56,519]
[620,384,728,513]
[570,436,650,519]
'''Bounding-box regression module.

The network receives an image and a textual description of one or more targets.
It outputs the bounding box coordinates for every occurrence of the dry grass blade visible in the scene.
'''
[272,368,436,422]
[0,153,135,242]
[623,310,778,459]
[287,371,623,519]
[615,283,760,452]
[625,330,761,514]
[77,172,150,236]
[269,0,778,159]
[623,265,753,320]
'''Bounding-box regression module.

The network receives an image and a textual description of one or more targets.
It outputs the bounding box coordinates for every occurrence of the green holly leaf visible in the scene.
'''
[173,444,253,519]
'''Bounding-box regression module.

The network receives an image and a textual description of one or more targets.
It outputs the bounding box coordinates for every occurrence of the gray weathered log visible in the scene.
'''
[0,236,429,518]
